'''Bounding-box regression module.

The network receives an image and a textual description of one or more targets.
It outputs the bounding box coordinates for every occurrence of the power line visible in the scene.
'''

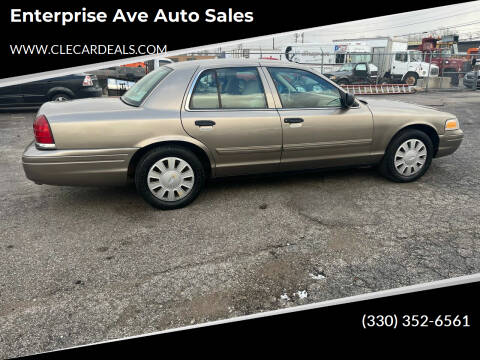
[299,9,480,35]
[397,20,480,39]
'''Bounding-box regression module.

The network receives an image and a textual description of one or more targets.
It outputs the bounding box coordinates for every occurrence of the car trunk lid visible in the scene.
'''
[38,97,130,119]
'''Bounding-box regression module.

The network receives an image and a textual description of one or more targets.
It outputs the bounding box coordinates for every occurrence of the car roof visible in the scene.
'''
[165,58,307,70]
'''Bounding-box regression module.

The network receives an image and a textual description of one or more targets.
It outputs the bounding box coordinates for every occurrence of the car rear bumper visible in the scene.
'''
[75,86,103,99]
[435,129,464,158]
[22,142,137,186]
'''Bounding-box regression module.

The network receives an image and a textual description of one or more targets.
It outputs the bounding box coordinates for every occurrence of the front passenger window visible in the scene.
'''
[268,67,342,108]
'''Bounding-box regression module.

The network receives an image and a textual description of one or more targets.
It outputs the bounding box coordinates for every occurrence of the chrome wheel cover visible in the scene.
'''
[147,157,195,201]
[394,139,427,176]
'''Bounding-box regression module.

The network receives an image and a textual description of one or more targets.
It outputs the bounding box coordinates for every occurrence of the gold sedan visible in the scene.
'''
[23,59,464,209]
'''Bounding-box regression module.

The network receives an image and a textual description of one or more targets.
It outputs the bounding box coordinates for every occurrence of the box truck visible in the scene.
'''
[332,37,439,85]
[281,43,372,73]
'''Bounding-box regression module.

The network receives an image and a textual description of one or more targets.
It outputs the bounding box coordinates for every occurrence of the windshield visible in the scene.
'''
[409,51,424,62]
[433,50,452,58]
[339,63,355,71]
[121,66,173,106]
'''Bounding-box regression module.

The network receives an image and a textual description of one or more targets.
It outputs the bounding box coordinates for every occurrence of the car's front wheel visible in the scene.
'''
[403,73,418,86]
[379,129,434,182]
[135,146,205,209]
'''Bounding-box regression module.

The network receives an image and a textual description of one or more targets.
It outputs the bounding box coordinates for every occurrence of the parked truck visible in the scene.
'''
[281,43,372,73]
[144,57,175,74]
[332,37,439,85]
[323,62,379,85]
[89,66,145,95]
[416,35,470,85]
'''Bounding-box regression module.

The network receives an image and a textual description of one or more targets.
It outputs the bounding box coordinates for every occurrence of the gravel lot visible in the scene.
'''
[1,91,479,357]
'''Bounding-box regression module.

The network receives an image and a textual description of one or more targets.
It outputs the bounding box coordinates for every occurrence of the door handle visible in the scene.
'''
[284,118,304,124]
[195,120,216,127]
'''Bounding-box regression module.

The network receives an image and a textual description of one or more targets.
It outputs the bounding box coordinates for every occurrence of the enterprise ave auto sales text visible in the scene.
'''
[10,8,254,26]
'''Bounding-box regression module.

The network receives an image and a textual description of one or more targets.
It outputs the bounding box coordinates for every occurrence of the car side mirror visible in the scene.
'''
[341,92,356,108]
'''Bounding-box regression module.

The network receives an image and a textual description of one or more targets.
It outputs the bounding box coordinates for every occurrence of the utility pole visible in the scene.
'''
[473,56,478,91]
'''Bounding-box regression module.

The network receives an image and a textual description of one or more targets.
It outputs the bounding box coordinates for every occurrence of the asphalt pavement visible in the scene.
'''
[0,91,479,357]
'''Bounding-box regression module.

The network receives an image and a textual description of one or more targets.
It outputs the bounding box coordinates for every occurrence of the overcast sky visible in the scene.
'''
[212,1,480,52]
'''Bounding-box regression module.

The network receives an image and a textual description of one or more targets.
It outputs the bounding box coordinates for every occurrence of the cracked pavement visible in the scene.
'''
[1,90,479,357]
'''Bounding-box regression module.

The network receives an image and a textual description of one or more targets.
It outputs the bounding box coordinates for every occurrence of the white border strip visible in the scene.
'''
[5,2,479,354]
[0,2,471,87]
[38,273,480,355]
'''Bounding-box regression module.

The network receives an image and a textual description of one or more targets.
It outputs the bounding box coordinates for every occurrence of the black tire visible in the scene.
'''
[403,73,418,86]
[51,93,71,102]
[379,129,433,182]
[135,146,205,210]
[449,73,459,86]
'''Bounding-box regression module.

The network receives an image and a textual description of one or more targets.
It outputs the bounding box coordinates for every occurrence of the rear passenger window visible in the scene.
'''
[189,70,219,109]
[189,67,267,110]
[216,68,267,109]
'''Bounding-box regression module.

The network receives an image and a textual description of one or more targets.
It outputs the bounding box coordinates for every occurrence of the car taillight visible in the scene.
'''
[33,115,55,148]
[82,75,93,87]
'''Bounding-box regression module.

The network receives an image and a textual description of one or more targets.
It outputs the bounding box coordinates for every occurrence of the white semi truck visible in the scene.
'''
[332,37,439,85]
[282,38,439,85]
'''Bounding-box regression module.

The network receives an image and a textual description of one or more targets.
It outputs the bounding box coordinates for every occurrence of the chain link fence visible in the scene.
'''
[190,49,480,92]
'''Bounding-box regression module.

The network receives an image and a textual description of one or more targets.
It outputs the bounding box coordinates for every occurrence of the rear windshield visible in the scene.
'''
[121,66,173,106]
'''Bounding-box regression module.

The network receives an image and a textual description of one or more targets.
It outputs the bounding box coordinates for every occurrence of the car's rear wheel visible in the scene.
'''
[51,93,71,102]
[379,129,433,182]
[135,146,205,209]
[52,93,72,101]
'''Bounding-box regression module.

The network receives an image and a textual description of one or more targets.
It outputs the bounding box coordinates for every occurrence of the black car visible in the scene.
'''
[463,71,480,89]
[0,73,103,109]
[323,62,378,85]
